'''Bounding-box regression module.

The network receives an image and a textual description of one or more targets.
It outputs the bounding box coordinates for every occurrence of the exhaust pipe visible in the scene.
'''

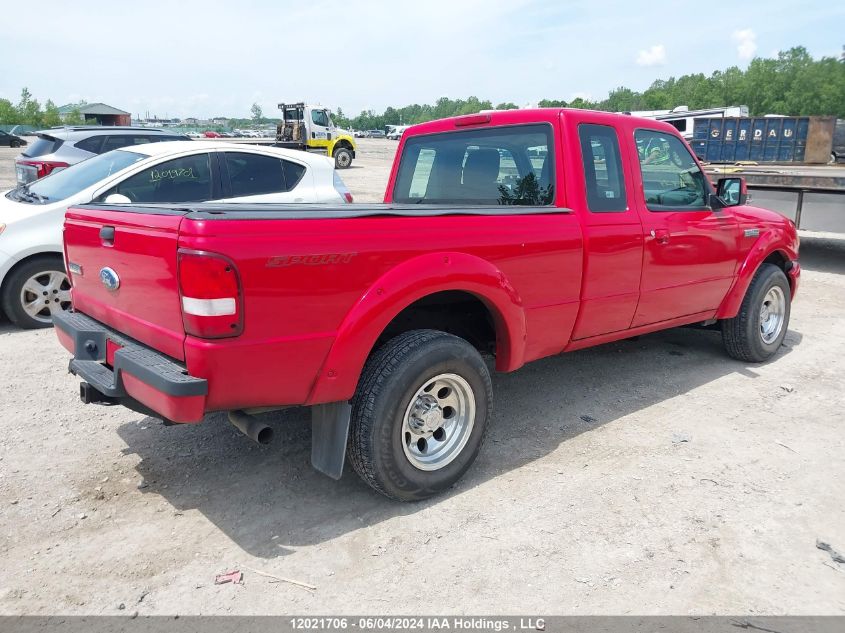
[228,410,274,445]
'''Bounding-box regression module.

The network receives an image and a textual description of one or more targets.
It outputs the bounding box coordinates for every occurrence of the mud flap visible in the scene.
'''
[311,401,352,480]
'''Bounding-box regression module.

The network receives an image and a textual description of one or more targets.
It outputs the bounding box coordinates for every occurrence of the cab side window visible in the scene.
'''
[578,124,627,212]
[635,130,709,211]
[311,110,329,127]
[113,153,212,203]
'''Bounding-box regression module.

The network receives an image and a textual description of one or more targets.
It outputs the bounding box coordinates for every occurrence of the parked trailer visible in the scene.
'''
[691,116,837,164]
[642,106,748,141]
[703,163,845,233]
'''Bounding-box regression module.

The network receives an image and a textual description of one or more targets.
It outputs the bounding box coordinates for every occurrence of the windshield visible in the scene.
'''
[26,150,146,202]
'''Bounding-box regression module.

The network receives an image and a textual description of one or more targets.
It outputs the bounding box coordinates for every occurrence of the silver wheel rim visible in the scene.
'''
[20,270,72,324]
[401,373,475,472]
[759,285,786,344]
[336,151,351,168]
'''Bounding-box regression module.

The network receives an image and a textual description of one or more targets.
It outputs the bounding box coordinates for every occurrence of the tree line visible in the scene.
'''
[2,46,842,130]
[0,89,87,127]
[334,46,844,130]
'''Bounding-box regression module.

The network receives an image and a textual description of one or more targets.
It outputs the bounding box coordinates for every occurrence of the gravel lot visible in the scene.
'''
[0,140,843,615]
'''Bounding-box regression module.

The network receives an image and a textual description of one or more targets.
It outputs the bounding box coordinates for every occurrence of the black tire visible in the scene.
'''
[721,263,791,362]
[1,255,71,329]
[348,330,492,501]
[10,140,20,148]
[334,146,353,169]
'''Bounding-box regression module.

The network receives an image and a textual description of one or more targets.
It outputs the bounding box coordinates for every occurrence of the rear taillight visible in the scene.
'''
[17,160,69,179]
[333,171,353,203]
[178,250,243,338]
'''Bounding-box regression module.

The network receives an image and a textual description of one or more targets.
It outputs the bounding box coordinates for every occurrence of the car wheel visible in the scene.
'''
[2,256,72,329]
[334,147,353,169]
[10,140,20,148]
[721,263,791,362]
[348,329,492,501]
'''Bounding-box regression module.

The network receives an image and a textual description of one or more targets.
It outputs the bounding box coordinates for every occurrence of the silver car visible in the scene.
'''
[14,126,190,185]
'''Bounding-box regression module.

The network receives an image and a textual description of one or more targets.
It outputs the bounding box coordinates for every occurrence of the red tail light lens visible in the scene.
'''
[18,160,70,180]
[178,250,243,338]
[333,171,353,203]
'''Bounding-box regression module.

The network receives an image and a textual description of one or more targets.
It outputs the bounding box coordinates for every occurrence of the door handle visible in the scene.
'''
[651,229,670,244]
[99,226,115,244]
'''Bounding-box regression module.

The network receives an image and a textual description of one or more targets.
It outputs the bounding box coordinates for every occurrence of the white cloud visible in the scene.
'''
[732,28,758,61]
[636,44,667,66]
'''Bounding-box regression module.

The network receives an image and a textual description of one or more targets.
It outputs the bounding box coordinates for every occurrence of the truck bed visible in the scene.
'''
[62,201,583,416]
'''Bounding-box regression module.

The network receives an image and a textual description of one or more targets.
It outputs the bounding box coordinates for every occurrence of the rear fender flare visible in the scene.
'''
[716,231,797,319]
[306,251,526,404]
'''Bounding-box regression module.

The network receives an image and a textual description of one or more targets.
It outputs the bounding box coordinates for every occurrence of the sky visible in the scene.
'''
[1,0,843,120]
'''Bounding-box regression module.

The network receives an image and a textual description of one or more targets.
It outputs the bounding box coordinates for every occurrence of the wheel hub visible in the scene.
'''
[20,270,72,324]
[401,373,476,472]
[409,394,441,436]
[759,285,786,344]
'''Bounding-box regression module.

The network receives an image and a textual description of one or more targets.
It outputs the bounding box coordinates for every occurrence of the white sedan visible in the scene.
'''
[0,141,353,329]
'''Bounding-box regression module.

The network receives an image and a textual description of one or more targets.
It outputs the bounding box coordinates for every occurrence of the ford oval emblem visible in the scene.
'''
[99,267,120,291]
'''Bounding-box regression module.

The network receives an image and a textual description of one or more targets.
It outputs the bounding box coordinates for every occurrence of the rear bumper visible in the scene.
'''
[53,311,207,423]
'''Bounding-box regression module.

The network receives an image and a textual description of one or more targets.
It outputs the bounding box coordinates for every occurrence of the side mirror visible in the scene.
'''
[715,177,748,207]
[103,193,131,204]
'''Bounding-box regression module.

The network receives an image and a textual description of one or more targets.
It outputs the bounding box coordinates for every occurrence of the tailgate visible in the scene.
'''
[64,207,187,361]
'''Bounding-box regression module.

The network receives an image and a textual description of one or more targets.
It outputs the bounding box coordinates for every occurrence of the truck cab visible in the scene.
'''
[276,102,356,169]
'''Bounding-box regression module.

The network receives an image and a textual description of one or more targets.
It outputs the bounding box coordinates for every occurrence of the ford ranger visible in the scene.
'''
[54,108,800,501]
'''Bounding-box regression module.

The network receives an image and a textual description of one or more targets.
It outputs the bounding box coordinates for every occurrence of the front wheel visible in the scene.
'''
[1,256,72,329]
[348,330,492,501]
[333,146,353,169]
[10,140,20,148]
[721,263,791,362]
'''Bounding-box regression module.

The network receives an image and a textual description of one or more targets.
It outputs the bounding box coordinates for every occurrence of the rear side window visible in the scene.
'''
[102,135,155,152]
[113,153,212,203]
[393,124,554,205]
[75,136,105,154]
[283,160,305,188]
[225,152,286,196]
[635,129,709,211]
[578,124,627,212]
[22,134,63,158]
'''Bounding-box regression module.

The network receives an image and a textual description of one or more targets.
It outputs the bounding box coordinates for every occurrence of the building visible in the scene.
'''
[58,102,131,126]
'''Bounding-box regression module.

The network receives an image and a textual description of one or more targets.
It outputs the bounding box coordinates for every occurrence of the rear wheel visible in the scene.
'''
[10,140,20,148]
[721,263,791,362]
[334,146,353,169]
[348,330,492,501]
[1,256,72,329]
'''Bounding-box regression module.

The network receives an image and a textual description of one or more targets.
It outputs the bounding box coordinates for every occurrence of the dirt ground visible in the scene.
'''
[0,140,843,615]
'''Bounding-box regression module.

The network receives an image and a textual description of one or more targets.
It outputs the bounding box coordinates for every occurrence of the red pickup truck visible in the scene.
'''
[55,108,800,501]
